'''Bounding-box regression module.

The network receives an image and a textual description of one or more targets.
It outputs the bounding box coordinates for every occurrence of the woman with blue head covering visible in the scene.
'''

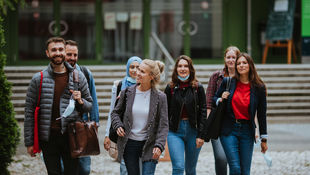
[121,56,143,90]
[104,56,142,175]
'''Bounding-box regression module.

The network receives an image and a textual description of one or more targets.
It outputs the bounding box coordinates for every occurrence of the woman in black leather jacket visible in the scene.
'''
[164,55,207,175]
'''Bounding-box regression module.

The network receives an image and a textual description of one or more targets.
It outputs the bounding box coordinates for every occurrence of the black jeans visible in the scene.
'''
[123,139,146,175]
[40,131,79,175]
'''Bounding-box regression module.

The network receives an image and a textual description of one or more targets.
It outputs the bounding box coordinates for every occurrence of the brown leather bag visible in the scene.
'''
[67,69,100,158]
[68,121,100,158]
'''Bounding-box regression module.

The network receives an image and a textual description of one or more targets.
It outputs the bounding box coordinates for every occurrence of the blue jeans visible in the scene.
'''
[220,123,254,175]
[167,120,201,175]
[123,139,157,175]
[79,156,91,175]
[120,159,127,175]
[211,139,228,175]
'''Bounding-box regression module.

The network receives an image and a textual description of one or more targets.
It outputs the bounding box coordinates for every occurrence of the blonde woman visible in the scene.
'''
[111,59,168,175]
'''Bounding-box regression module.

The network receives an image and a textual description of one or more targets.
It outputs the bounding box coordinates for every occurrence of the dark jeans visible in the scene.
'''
[40,132,79,175]
[211,139,228,175]
[123,139,157,175]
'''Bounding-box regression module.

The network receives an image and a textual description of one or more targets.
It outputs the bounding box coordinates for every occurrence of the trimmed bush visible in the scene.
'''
[0,1,22,174]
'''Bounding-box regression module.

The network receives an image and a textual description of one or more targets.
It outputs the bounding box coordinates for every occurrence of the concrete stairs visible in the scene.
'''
[5,64,310,120]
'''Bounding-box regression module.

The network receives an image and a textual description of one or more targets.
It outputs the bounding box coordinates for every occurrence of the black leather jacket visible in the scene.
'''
[164,83,207,138]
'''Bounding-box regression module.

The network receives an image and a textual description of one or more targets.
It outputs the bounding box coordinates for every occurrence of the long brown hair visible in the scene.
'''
[170,55,198,88]
[223,46,240,76]
[235,53,265,88]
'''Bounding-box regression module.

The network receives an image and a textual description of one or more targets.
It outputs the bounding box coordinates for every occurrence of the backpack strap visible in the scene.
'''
[116,81,122,97]
[80,66,90,85]
[36,71,43,107]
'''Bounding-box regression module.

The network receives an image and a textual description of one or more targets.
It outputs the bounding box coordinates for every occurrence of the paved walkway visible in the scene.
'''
[9,119,310,174]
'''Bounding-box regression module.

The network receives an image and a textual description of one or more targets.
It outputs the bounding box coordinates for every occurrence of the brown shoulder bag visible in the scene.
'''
[68,69,100,158]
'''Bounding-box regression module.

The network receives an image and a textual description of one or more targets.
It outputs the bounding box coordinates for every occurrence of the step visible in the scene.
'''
[267,96,310,103]
[267,102,310,109]
[266,83,310,90]
[267,109,310,116]
[267,89,310,96]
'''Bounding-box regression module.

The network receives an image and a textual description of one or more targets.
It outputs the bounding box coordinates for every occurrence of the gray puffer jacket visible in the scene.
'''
[24,62,93,147]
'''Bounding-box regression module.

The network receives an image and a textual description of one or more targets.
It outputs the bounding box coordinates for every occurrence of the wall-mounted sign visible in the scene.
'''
[116,12,129,22]
[104,12,116,30]
[130,12,142,30]
[274,0,289,12]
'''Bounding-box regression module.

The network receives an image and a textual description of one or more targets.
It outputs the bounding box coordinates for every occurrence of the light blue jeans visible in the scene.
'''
[167,120,201,175]
[220,123,254,175]
[79,156,91,175]
[211,139,228,175]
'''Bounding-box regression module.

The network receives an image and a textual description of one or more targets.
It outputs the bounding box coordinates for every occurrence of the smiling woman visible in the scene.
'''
[213,52,268,175]
[164,55,207,175]
[111,59,169,175]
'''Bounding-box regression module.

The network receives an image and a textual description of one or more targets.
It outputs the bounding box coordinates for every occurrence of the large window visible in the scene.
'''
[19,0,96,60]
[150,0,222,59]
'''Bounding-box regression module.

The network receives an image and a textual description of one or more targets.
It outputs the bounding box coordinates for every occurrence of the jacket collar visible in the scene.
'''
[47,61,74,75]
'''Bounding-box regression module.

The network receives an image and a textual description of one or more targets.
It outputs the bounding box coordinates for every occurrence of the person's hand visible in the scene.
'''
[116,127,125,137]
[104,137,111,151]
[221,91,230,99]
[196,138,204,148]
[261,142,268,153]
[27,146,35,157]
[70,90,83,104]
[152,147,162,160]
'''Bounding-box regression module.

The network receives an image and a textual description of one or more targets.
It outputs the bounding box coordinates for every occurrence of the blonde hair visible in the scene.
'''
[142,59,165,88]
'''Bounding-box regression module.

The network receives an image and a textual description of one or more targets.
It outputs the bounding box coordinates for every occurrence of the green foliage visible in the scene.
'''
[0,0,23,174]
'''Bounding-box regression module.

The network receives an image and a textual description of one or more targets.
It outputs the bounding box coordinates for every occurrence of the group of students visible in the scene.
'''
[24,36,268,175]
[103,46,268,175]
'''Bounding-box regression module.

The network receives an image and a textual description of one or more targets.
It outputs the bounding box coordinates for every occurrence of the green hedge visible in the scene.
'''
[0,1,22,174]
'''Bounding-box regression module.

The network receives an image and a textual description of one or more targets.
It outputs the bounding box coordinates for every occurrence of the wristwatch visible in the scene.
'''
[261,138,267,143]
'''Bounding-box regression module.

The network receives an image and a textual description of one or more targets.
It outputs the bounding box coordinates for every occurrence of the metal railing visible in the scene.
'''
[150,32,175,82]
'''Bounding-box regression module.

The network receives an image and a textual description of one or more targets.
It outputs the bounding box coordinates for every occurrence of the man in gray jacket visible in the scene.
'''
[24,37,92,175]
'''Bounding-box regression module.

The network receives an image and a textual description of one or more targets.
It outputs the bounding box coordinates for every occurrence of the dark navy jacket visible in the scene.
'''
[213,77,267,139]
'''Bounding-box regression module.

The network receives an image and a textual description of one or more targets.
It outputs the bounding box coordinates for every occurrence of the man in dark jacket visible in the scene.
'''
[24,37,93,175]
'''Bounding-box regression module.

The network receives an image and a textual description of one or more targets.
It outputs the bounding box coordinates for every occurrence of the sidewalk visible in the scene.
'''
[9,119,310,175]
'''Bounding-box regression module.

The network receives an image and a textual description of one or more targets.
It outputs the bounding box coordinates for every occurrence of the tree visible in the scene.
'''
[0,1,23,174]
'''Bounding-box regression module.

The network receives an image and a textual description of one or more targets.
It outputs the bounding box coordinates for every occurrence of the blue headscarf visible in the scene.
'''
[121,56,142,90]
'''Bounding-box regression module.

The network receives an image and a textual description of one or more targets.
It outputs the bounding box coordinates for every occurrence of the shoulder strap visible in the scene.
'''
[80,66,90,85]
[226,77,232,91]
[116,81,122,97]
[36,71,43,107]
[73,69,79,90]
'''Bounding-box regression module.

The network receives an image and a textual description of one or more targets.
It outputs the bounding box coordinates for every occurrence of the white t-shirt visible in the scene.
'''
[128,88,151,141]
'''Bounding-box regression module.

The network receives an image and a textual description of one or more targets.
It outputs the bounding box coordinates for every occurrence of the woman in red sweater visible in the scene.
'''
[213,53,268,175]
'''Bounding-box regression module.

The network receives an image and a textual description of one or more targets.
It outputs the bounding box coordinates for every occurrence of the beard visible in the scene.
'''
[49,54,65,65]
[67,59,76,67]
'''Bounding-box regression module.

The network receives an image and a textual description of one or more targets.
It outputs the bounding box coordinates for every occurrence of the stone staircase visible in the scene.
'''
[5,64,310,121]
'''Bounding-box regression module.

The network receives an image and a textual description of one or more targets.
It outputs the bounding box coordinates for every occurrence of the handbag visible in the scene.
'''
[109,87,128,143]
[33,71,43,154]
[68,121,100,158]
[108,141,118,160]
[67,69,100,158]
[203,77,231,141]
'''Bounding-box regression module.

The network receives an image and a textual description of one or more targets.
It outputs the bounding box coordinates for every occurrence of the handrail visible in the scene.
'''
[150,32,175,82]
[151,32,175,65]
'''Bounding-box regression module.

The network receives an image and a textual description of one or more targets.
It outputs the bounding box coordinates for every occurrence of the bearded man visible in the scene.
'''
[24,37,93,175]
